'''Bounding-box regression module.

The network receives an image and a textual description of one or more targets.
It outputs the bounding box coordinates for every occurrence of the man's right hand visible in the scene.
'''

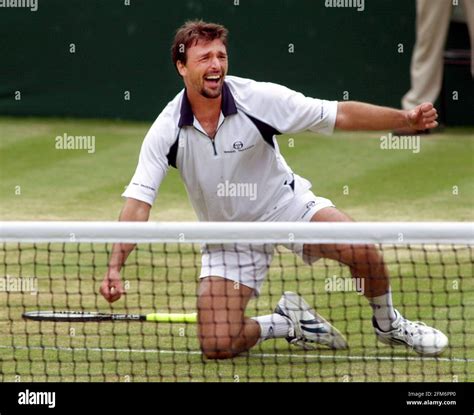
[100,269,125,303]
[101,198,151,303]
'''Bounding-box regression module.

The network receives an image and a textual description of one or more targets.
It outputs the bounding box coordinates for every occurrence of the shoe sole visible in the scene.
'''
[376,332,449,356]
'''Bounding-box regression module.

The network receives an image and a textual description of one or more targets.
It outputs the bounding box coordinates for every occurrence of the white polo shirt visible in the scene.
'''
[122,75,338,221]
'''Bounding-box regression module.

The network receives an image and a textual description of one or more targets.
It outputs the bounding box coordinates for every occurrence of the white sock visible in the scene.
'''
[368,289,397,331]
[252,314,292,344]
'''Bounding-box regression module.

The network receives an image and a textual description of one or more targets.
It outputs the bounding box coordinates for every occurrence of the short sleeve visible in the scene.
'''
[229,77,338,135]
[121,119,173,206]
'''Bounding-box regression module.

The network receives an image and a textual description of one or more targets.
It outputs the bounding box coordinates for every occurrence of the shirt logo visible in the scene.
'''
[233,141,244,150]
[224,141,255,154]
[301,200,317,219]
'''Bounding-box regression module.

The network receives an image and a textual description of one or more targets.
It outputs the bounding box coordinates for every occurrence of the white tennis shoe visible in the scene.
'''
[274,291,348,350]
[373,309,448,356]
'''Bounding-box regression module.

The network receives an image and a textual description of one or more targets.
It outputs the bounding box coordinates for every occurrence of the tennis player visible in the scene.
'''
[100,20,447,358]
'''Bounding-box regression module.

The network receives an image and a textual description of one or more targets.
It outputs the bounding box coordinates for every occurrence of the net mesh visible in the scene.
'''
[0,222,472,382]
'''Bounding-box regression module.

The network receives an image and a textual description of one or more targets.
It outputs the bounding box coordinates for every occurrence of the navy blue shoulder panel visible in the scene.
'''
[243,113,281,149]
[166,129,181,168]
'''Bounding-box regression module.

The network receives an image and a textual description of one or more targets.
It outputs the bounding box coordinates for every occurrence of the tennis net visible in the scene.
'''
[0,221,472,382]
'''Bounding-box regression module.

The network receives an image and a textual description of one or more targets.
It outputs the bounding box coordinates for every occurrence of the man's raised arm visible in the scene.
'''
[335,101,438,132]
[100,198,151,303]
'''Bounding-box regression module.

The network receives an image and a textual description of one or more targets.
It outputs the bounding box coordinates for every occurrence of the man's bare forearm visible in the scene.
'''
[108,198,151,272]
[335,101,410,131]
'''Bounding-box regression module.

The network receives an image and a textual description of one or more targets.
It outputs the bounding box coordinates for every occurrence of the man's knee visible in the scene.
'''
[199,324,241,360]
[200,341,236,360]
[197,276,253,359]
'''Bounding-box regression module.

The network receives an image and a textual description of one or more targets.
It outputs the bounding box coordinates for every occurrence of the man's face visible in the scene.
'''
[177,39,228,99]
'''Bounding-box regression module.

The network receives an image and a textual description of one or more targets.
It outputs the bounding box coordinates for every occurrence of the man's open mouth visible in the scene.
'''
[204,74,222,86]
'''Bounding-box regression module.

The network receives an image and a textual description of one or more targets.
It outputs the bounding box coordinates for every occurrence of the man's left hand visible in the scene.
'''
[406,102,439,131]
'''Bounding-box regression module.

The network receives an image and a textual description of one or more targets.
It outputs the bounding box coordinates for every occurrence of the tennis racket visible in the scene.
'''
[22,310,197,323]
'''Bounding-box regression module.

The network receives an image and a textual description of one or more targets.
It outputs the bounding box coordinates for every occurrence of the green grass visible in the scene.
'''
[0,117,473,382]
[1,118,472,221]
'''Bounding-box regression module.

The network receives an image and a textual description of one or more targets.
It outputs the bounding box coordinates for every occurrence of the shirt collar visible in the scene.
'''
[178,81,237,127]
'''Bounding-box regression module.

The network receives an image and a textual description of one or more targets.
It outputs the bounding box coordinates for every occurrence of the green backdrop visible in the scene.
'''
[0,0,472,124]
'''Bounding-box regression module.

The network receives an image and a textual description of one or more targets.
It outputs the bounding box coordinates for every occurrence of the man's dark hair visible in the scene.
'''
[171,20,228,67]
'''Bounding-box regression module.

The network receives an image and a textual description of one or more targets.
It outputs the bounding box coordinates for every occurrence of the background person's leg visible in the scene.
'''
[462,0,474,76]
[402,0,452,110]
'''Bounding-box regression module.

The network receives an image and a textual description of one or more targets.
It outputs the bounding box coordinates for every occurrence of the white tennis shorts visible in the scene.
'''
[199,191,335,296]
